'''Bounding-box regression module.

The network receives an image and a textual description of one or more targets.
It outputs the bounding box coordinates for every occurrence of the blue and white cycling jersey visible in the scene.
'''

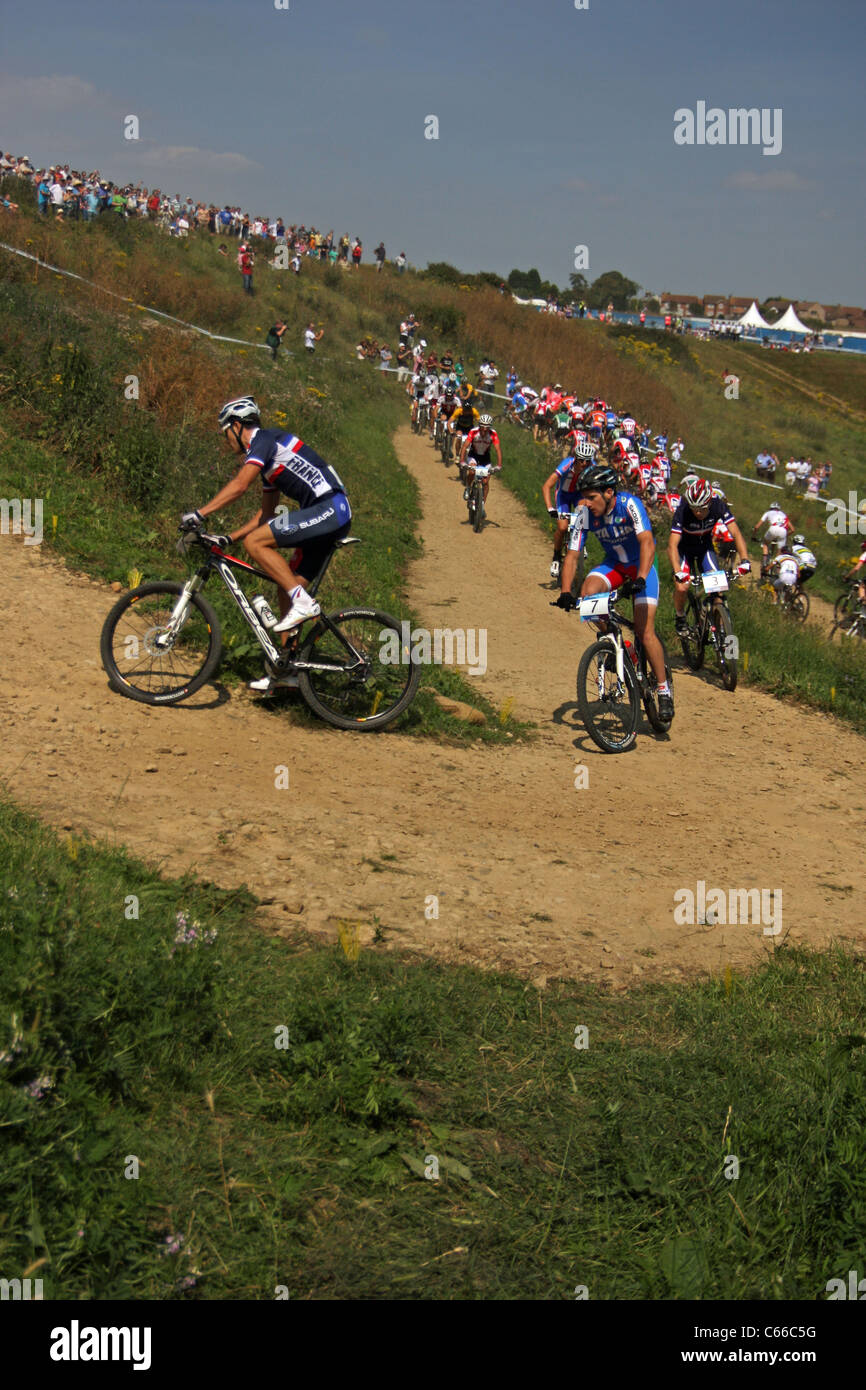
[605,410,617,432]
[567,492,653,566]
[555,455,581,493]
[245,427,347,507]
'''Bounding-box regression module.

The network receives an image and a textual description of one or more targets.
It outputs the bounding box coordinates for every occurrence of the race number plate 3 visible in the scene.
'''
[579,593,610,620]
[702,570,729,594]
[473,464,492,477]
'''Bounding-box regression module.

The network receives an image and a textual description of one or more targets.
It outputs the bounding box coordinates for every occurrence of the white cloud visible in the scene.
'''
[0,74,104,112]
[725,170,813,192]
[129,144,260,171]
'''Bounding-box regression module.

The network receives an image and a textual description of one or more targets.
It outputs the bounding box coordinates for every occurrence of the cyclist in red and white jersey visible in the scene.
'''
[460,416,502,504]
[620,413,636,438]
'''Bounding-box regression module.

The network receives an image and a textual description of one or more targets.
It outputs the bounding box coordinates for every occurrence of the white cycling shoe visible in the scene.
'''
[272,587,321,633]
[550,559,561,580]
[249,674,300,693]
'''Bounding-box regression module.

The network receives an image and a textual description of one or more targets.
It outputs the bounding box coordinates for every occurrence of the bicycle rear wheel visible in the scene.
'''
[679,591,705,669]
[640,637,674,732]
[791,590,809,621]
[297,609,420,731]
[576,640,639,753]
[100,582,222,705]
[711,602,738,691]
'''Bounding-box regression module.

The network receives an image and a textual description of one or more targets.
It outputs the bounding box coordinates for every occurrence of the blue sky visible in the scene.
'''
[2,0,864,303]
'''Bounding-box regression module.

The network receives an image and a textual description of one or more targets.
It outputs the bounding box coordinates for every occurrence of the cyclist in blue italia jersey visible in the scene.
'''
[541,437,596,579]
[179,395,352,692]
[556,463,673,721]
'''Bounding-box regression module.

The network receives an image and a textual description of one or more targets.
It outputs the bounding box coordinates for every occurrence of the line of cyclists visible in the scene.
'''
[404,356,861,723]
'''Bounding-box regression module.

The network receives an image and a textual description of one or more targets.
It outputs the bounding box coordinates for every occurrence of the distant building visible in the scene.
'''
[659,292,700,315]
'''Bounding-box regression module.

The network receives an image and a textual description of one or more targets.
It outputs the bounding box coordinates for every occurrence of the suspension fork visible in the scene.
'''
[162,568,209,634]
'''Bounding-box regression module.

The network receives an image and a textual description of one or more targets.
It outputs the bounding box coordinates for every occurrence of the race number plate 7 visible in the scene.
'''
[579,593,610,619]
[702,570,729,594]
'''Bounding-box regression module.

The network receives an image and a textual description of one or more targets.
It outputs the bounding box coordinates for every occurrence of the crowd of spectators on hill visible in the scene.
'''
[0,149,409,276]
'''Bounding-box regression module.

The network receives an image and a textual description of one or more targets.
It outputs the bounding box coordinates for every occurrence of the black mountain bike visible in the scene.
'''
[99,533,420,731]
[562,582,674,753]
[466,463,501,533]
[678,570,738,691]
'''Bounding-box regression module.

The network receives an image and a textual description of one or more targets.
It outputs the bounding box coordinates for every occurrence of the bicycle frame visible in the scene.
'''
[172,536,367,676]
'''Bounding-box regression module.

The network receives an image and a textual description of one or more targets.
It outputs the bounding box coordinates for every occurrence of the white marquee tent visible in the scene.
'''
[775,304,812,334]
[735,301,771,329]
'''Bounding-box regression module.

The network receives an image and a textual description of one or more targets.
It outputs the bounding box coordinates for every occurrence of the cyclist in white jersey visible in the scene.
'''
[752,506,793,571]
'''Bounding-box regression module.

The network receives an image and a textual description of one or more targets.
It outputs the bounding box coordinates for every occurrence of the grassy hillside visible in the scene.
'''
[2,796,864,1300]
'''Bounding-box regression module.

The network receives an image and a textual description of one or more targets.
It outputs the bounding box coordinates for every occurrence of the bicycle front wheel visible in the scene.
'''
[834,588,856,623]
[576,640,639,753]
[297,609,420,731]
[100,582,222,705]
[711,602,738,691]
[679,591,705,669]
[472,483,484,532]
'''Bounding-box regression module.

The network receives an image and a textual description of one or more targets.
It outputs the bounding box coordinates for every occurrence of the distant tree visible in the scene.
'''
[474,270,503,290]
[425,261,463,285]
[689,301,703,316]
[568,272,589,299]
[586,270,639,311]
[645,297,660,314]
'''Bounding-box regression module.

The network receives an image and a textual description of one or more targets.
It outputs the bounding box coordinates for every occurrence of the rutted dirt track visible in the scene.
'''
[1,423,863,989]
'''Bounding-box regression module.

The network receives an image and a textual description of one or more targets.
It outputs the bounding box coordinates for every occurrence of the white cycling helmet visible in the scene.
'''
[792,533,805,544]
[479,414,493,427]
[218,396,260,431]
[574,438,596,459]
[685,478,713,509]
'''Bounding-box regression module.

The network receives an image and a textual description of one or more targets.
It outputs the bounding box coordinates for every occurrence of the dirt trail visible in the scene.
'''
[0,429,863,989]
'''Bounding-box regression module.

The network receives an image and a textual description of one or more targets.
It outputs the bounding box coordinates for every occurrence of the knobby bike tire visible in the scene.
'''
[641,636,674,733]
[100,581,222,705]
[297,608,421,731]
[576,639,639,754]
[834,588,857,623]
[680,590,705,669]
[792,590,809,621]
[711,602,738,691]
[472,482,484,532]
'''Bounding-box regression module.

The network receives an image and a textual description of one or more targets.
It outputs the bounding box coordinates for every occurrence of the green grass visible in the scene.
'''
[2,796,864,1300]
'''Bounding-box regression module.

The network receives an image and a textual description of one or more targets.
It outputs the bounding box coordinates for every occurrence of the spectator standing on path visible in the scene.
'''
[374,241,386,272]
[379,343,393,371]
[305,322,324,353]
[351,239,362,268]
[266,320,287,362]
[239,243,255,295]
[37,173,51,214]
[396,251,407,272]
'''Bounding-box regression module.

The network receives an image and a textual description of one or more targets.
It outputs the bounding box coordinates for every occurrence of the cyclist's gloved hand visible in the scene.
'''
[674,569,689,583]
[555,592,575,611]
[631,576,647,594]
[179,509,204,532]
[547,507,558,517]
[737,560,752,574]
[210,534,233,550]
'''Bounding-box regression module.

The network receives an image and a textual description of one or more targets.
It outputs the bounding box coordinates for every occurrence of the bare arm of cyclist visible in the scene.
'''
[197,462,261,519]
[636,529,656,583]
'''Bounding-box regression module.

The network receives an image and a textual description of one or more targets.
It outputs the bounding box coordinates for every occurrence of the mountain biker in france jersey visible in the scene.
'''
[179,396,352,689]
